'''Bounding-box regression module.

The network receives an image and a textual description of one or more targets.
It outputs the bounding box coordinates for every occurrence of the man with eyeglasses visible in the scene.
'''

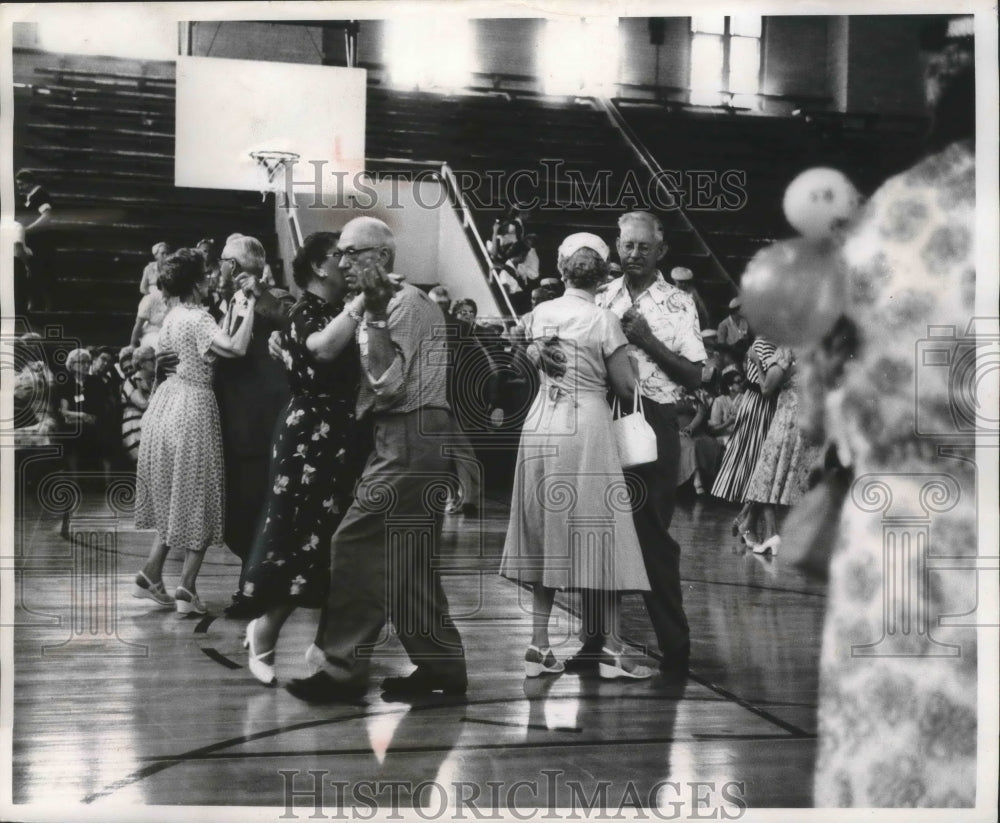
[583,210,706,679]
[213,235,294,618]
[286,216,467,703]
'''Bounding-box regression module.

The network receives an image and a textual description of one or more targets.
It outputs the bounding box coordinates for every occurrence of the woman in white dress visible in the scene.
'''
[500,233,653,681]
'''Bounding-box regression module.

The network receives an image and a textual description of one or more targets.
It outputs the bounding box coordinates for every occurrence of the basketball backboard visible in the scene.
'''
[174,55,366,193]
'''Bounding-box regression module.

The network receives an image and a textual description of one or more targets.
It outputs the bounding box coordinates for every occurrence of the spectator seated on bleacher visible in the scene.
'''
[57,348,112,479]
[429,285,452,316]
[700,329,726,393]
[12,335,60,448]
[488,218,540,314]
[131,273,172,349]
[530,286,555,308]
[140,241,173,295]
[670,266,711,331]
[717,297,752,363]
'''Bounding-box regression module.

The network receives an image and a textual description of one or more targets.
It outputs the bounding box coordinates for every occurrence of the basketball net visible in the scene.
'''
[249,150,300,203]
[250,150,304,253]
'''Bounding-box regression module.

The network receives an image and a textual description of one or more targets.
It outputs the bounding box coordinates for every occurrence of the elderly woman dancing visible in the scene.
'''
[500,233,653,680]
[239,232,371,686]
[132,249,257,615]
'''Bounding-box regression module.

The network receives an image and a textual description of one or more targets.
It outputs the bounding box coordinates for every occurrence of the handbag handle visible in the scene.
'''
[613,381,644,420]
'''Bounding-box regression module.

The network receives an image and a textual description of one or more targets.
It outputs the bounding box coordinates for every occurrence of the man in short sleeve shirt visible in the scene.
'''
[287,216,467,703]
[593,211,706,676]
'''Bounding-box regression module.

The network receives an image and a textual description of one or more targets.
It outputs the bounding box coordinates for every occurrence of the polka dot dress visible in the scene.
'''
[134,303,225,553]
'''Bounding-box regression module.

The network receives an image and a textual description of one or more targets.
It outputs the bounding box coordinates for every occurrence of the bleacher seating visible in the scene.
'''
[364,86,735,321]
[14,48,930,340]
[13,51,272,344]
[613,100,929,298]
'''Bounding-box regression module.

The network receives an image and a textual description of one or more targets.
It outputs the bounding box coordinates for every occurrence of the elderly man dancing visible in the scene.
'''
[287,217,468,703]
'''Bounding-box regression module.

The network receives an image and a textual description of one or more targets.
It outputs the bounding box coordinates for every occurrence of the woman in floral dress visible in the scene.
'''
[240,232,371,686]
[809,48,977,805]
[741,346,823,553]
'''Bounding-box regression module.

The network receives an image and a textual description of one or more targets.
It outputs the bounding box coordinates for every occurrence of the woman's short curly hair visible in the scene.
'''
[560,247,608,290]
[66,348,92,369]
[157,248,206,299]
[292,232,340,289]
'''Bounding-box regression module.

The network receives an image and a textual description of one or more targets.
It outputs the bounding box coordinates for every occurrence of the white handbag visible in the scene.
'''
[611,384,658,468]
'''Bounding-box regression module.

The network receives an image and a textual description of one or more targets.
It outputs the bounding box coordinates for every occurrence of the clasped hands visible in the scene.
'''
[265,266,404,362]
[234,272,263,298]
[620,306,654,348]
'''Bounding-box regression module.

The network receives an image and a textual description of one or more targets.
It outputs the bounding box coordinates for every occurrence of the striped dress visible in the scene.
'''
[710,338,778,503]
[119,374,149,462]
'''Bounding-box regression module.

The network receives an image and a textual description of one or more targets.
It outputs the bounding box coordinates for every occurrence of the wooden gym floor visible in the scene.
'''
[8,468,826,815]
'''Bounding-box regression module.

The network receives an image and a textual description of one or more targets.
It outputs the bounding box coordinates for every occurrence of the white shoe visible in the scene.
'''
[131,571,174,607]
[174,586,207,616]
[753,535,781,555]
[242,618,277,686]
[598,647,655,680]
[524,645,565,677]
[304,644,327,676]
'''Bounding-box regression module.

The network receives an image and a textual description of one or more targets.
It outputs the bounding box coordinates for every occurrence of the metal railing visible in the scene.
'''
[348,158,518,319]
[596,96,738,295]
[439,162,518,319]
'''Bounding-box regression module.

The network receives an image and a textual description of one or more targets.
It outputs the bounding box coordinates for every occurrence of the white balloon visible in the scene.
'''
[783,168,861,240]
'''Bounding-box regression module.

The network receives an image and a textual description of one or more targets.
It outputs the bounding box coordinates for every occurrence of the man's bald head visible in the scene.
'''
[341,217,396,271]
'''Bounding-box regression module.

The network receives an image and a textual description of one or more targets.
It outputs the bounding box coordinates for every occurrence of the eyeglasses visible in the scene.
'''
[619,242,656,256]
[332,246,379,260]
[220,257,237,265]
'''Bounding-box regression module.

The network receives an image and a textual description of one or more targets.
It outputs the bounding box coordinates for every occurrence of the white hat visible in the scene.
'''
[671,266,693,282]
[558,232,609,262]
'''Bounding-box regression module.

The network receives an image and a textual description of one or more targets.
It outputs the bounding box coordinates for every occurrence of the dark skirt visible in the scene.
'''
[241,393,371,609]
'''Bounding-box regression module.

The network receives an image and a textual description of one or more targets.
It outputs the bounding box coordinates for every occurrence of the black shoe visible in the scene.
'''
[224,596,261,620]
[381,668,467,697]
[460,503,479,518]
[659,659,690,680]
[285,672,366,704]
[563,645,603,674]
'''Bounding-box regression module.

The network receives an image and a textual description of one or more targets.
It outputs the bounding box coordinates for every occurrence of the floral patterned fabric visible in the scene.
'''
[744,348,821,506]
[813,140,977,806]
[242,292,371,609]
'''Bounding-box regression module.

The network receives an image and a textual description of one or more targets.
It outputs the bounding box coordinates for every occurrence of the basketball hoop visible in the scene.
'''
[249,150,300,203]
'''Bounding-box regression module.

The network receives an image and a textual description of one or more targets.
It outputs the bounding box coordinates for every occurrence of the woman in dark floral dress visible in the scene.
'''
[241,232,371,686]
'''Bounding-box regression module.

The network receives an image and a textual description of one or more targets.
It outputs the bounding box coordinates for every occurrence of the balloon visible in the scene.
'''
[783,168,861,240]
[740,238,847,346]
